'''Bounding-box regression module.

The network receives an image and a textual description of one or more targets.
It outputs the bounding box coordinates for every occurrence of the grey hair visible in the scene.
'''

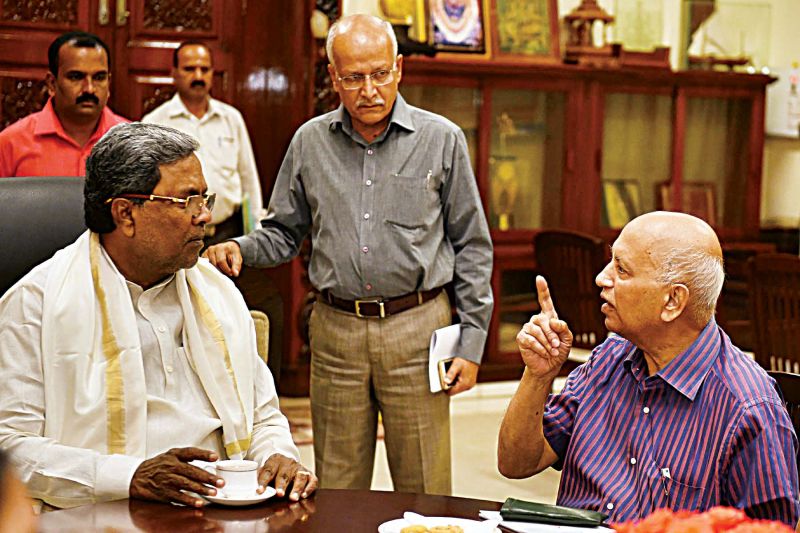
[325,15,398,70]
[657,247,725,326]
[84,122,199,233]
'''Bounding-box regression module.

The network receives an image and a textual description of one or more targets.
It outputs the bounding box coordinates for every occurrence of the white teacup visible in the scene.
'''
[213,459,259,497]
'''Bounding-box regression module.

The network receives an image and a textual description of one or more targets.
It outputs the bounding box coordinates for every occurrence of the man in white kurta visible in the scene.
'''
[0,123,315,509]
[142,41,263,243]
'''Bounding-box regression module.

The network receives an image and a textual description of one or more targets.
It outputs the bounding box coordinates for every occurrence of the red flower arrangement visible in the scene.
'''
[611,507,794,533]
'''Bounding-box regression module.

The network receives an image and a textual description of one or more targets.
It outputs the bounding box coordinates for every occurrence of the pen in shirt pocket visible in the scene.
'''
[661,468,671,497]
[426,169,432,188]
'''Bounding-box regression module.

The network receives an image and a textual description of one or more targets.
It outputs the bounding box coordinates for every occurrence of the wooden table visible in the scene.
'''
[38,488,503,532]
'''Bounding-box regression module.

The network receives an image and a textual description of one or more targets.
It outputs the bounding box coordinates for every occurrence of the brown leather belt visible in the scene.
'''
[319,287,443,318]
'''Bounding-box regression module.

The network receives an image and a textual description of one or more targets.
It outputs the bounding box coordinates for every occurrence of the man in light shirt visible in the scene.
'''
[0,123,315,509]
[142,41,263,243]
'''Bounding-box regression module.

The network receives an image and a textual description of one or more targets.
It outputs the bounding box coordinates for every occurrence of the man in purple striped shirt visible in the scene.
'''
[498,211,799,527]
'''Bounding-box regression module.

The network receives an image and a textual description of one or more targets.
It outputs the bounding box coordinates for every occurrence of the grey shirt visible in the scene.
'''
[235,95,493,363]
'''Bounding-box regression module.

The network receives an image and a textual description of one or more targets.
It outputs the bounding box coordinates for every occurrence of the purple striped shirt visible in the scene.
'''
[543,319,800,526]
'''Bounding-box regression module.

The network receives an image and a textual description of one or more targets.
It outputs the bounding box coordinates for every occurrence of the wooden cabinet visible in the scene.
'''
[400,59,773,384]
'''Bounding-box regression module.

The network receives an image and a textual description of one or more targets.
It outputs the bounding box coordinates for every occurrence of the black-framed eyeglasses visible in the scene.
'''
[336,66,396,90]
[105,192,216,217]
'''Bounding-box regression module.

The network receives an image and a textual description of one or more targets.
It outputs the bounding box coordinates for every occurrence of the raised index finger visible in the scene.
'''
[536,275,559,320]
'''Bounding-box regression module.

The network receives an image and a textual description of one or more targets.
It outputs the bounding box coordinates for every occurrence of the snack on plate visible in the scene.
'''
[611,506,794,533]
[399,526,465,533]
[400,527,428,533]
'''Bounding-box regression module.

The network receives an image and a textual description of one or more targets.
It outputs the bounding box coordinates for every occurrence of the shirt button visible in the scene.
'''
[158,326,166,333]
[606,503,614,510]
[643,406,650,414]
[365,283,373,291]
[363,213,370,220]
[165,365,174,373]
[630,457,637,465]
[367,149,373,155]
[362,246,369,253]
[366,179,373,186]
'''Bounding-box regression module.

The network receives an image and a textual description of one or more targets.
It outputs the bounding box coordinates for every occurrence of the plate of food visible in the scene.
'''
[378,516,499,533]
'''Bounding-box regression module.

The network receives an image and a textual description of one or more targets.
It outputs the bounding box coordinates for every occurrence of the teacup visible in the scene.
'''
[213,459,259,497]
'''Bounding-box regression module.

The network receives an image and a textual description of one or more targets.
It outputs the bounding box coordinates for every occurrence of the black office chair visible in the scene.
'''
[0,177,86,297]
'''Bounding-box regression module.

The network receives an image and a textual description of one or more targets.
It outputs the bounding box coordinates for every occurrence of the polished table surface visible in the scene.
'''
[38,488,503,532]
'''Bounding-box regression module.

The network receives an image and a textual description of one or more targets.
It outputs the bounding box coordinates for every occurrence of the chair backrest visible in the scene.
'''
[748,253,800,373]
[534,229,608,349]
[0,177,86,297]
[249,310,270,365]
[768,371,800,470]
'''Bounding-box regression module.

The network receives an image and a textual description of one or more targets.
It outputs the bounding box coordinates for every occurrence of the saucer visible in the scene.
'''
[204,486,277,507]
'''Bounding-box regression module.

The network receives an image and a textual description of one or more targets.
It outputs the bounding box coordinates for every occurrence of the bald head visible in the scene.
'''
[325,14,398,70]
[624,211,724,326]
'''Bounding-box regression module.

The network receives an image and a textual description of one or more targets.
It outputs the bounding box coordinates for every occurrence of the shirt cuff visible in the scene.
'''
[232,235,257,265]
[94,454,144,501]
[457,326,487,364]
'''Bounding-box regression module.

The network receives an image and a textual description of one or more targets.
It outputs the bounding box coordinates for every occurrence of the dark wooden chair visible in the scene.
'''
[748,253,800,373]
[534,229,608,349]
[768,371,800,471]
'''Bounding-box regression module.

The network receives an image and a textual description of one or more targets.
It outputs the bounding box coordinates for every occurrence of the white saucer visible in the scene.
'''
[204,486,277,507]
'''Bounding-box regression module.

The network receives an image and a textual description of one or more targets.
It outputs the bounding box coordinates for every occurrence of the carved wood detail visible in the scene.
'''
[1,78,48,131]
[141,85,176,116]
[1,0,78,24]
[313,0,340,116]
[143,0,213,31]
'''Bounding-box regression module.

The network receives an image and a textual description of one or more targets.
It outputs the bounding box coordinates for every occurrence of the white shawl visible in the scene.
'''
[40,231,254,459]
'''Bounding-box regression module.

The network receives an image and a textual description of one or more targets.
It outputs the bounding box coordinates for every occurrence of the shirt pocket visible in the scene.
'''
[216,136,238,176]
[382,173,439,229]
[646,462,707,512]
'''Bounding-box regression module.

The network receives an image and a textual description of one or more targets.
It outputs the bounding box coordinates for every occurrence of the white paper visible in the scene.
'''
[429,324,461,393]
[478,511,615,533]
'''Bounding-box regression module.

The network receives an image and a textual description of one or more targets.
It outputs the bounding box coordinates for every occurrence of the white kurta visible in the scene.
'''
[0,243,297,508]
[142,93,264,227]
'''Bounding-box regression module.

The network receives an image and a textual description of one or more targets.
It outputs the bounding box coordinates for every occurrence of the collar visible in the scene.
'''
[328,93,416,137]
[623,319,721,401]
[165,92,219,120]
[34,98,118,146]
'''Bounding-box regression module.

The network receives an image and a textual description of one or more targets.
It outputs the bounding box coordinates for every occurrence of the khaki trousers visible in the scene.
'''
[309,292,452,495]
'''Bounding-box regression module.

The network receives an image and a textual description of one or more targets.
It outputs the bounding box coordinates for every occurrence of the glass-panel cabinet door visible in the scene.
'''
[489,90,565,231]
[401,85,479,170]
[601,92,672,229]
[683,97,751,229]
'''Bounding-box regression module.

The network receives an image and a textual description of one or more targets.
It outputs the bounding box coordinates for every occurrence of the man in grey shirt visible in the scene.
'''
[205,14,493,495]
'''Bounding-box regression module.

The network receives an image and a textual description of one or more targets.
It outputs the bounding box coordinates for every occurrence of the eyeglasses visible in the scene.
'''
[105,192,216,217]
[336,67,396,90]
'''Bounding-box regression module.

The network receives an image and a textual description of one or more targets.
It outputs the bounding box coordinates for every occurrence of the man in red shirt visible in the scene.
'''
[0,31,128,177]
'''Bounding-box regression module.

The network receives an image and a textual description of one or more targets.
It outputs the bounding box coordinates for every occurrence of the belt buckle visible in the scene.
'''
[354,298,385,318]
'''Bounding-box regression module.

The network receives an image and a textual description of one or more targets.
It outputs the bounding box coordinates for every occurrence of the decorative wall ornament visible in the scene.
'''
[141,85,176,117]
[1,0,77,24]
[312,0,340,116]
[143,0,212,31]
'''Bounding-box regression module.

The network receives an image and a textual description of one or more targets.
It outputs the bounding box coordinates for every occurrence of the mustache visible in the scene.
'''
[356,97,385,107]
[191,80,206,88]
[76,93,99,105]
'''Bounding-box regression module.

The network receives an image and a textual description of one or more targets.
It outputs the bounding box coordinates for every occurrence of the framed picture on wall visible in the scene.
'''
[602,179,642,229]
[658,181,717,226]
[491,0,560,62]
[428,0,487,53]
